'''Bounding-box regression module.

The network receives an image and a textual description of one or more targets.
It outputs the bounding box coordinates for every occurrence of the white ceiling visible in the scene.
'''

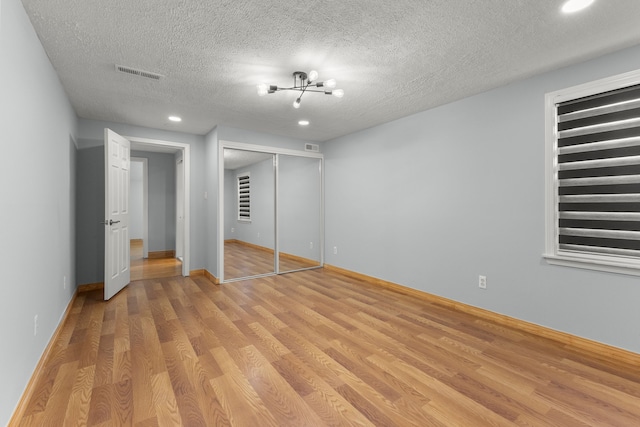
[21,0,640,142]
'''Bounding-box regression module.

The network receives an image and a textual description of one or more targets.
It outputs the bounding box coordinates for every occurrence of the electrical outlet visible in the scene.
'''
[333,246,338,255]
[257,232,260,238]
[204,191,208,199]
[310,242,313,249]
[34,315,38,336]
[231,227,235,233]
[479,275,487,289]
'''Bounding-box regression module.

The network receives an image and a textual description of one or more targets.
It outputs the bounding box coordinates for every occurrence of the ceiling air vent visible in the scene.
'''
[115,64,164,81]
[305,143,319,152]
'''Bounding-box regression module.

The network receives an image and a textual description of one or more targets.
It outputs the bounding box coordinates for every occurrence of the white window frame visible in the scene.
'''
[237,171,251,222]
[544,69,640,276]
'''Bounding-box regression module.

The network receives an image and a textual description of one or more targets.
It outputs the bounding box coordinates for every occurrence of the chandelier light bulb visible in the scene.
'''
[293,98,301,108]
[561,0,595,13]
[257,84,268,96]
[332,89,344,98]
[323,78,337,88]
[308,70,319,82]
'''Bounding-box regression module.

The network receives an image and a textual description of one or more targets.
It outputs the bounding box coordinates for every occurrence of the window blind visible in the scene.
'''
[557,83,640,258]
[238,174,250,220]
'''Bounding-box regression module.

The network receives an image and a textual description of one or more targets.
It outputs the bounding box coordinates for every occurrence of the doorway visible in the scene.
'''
[127,136,191,277]
[129,155,182,280]
[104,130,191,300]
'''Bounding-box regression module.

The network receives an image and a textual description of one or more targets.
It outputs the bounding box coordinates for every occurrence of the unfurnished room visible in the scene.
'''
[3,0,640,425]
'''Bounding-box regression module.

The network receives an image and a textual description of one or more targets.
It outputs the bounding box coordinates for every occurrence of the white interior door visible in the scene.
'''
[176,157,184,260]
[104,128,131,300]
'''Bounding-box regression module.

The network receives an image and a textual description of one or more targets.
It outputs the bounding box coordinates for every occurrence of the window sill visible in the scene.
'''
[543,253,640,277]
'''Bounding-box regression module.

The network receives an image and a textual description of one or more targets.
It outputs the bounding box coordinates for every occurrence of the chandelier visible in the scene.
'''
[257,70,344,109]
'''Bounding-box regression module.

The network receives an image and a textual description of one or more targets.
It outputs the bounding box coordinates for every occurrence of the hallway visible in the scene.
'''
[130,239,181,281]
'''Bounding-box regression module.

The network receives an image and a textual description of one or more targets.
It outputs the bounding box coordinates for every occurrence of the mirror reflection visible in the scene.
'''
[223,148,275,280]
[278,155,322,273]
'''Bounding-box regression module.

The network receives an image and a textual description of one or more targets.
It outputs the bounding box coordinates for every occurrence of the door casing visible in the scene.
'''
[176,156,185,261]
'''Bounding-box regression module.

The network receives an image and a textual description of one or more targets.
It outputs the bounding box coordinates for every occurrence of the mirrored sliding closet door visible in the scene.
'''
[277,154,322,274]
[220,144,323,282]
[223,148,276,281]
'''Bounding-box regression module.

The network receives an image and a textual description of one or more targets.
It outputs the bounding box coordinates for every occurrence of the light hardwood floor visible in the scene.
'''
[224,240,320,280]
[13,269,640,426]
[130,239,182,281]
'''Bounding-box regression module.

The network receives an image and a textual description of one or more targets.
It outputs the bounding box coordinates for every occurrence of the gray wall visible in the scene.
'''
[232,158,276,249]
[131,151,176,252]
[278,155,322,262]
[224,168,236,239]
[130,161,144,239]
[0,0,78,423]
[218,125,317,151]
[76,146,105,285]
[324,43,640,354]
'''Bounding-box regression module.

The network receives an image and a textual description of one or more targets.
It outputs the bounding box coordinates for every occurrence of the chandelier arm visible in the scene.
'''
[273,87,305,92]
[272,87,332,94]
[298,89,328,93]
[298,82,310,99]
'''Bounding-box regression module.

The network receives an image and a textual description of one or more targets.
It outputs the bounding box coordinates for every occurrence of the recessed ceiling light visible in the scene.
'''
[298,120,310,126]
[168,116,182,122]
[561,0,595,13]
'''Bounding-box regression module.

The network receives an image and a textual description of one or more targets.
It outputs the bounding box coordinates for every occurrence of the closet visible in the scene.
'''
[218,142,323,282]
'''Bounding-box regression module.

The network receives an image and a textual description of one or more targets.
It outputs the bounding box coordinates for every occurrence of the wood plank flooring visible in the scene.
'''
[14,269,640,426]
[131,240,182,281]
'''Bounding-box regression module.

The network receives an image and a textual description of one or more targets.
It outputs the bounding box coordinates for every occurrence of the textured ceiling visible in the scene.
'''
[21,0,640,142]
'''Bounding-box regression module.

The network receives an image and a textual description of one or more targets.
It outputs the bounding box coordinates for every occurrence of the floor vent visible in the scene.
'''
[305,143,319,152]
[115,64,164,81]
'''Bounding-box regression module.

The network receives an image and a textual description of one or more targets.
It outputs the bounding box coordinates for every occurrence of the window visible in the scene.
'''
[237,172,251,222]
[545,69,640,275]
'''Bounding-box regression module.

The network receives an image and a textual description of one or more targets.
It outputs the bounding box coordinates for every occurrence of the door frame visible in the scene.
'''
[127,136,191,276]
[218,140,324,282]
[176,155,185,261]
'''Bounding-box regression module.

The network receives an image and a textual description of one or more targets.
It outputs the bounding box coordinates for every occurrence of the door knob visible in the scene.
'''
[101,219,121,225]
